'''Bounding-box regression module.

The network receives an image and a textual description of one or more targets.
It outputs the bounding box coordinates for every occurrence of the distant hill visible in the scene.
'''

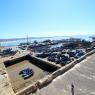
[0,38,26,42]
[0,36,68,42]
[0,35,93,42]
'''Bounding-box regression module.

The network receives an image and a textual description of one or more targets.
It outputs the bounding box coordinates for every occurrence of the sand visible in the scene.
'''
[6,60,47,92]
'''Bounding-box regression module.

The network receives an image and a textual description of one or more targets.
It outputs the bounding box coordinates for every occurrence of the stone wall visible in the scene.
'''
[4,54,59,72]
[51,49,95,80]
[16,83,38,95]
[4,55,28,67]
[15,49,95,95]
[29,55,60,71]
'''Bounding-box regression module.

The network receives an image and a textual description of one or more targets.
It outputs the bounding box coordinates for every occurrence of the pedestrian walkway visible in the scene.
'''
[31,53,95,95]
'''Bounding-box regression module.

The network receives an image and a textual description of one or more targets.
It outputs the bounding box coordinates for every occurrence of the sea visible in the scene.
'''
[0,35,92,46]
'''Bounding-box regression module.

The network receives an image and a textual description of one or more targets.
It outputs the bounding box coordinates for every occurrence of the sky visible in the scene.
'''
[0,0,95,39]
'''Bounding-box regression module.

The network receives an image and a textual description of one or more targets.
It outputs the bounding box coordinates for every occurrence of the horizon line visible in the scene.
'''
[0,34,94,40]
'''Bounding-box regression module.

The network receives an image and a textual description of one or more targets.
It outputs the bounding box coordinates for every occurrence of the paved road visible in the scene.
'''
[31,53,95,95]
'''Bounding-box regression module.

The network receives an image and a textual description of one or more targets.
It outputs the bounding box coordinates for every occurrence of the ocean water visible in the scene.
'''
[0,36,91,46]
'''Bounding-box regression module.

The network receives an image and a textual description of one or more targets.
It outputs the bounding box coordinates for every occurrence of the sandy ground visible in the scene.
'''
[0,60,15,95]
[6,60,47,93]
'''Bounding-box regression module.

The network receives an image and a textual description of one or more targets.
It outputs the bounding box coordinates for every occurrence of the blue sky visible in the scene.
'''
[0,0,95,38]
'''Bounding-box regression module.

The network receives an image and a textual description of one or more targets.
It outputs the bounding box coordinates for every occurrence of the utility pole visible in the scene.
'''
[71,83,74,95]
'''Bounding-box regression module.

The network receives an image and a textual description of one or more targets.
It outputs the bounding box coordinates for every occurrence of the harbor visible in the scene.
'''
[1,0,95,95]
[0,37,95,95]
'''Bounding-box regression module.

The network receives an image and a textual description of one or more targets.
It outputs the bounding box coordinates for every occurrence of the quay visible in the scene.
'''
[0,38,95,95]
[31,52,95,95]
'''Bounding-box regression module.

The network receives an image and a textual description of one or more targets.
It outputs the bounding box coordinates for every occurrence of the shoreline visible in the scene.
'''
[0,36,91,47]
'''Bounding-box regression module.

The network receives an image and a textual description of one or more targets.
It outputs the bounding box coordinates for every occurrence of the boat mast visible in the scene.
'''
[27,35,29,43]
[0,42,1,52]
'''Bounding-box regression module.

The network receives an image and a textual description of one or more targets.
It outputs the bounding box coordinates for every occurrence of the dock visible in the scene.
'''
[31,53,95,95]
